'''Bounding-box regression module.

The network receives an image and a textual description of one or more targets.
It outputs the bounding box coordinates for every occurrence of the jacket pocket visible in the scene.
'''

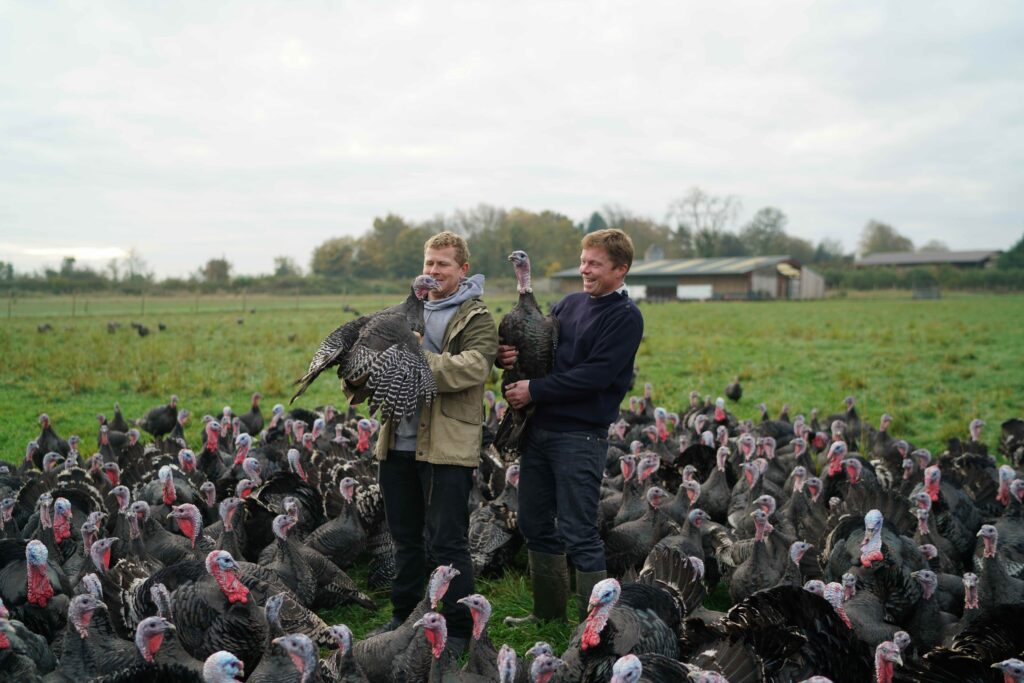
[440,391,482,424]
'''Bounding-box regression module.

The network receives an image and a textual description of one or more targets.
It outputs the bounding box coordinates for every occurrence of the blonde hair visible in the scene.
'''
[424,231,470,266]
[582,229,634,271]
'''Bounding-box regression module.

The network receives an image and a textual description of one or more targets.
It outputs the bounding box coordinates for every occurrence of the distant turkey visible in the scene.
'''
[291,275,440,423]
[493,251,558,458]
[135,396,180,440]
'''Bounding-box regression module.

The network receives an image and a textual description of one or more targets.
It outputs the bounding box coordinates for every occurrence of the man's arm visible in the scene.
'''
[424,309,498,393]
[528,307,642,404]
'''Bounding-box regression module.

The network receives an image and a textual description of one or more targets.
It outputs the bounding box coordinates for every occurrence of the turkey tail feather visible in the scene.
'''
[289,367,321,404]
[494,407,532,461]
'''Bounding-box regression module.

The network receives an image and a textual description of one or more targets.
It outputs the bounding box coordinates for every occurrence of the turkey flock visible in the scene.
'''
[3,385,1024,682]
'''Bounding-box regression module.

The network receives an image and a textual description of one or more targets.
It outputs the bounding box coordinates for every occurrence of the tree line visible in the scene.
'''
[2,187,1023,295]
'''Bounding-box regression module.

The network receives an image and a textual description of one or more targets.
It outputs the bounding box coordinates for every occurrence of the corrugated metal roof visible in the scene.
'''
[551,255,791,278]
[857,250,1000,266]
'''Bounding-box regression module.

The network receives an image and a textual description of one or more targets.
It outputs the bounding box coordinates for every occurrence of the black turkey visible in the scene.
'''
[493,250,558,458]
[291,275,439,423]
[135,396,180,440]
[725,377,742,402]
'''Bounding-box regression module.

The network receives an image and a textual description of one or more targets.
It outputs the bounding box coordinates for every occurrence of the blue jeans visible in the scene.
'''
[517,424,608,572]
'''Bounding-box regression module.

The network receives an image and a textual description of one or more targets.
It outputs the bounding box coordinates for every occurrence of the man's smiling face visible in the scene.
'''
[579,247,627,297]
[423,246,468,300]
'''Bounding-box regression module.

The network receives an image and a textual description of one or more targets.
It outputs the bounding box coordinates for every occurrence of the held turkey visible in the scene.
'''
[493,251,558,459]
[290,275,440,423]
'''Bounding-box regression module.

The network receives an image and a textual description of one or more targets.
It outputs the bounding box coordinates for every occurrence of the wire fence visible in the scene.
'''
[2,292,368,319]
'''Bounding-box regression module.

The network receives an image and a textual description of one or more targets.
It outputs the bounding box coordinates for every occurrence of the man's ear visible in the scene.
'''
[460,261,470,277]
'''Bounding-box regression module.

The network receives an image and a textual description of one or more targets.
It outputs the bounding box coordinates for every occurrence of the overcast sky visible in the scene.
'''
[1,1,1021,278]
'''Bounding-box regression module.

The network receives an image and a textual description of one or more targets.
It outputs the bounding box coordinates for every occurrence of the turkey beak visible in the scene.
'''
[412,617,425,629]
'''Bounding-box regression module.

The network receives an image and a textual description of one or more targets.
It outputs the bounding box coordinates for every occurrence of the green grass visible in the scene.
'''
[2,291,1023,654]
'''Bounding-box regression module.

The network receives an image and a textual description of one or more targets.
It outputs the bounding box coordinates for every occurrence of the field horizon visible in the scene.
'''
[3,291,1022,459]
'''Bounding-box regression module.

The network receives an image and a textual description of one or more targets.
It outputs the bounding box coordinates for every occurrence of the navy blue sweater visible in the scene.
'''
[529,290,643,432]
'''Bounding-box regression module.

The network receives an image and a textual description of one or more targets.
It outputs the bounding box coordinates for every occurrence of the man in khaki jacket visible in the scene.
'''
[354,231,497,651]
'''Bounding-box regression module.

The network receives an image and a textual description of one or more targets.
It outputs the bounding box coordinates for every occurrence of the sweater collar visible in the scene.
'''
[590,282,628,300]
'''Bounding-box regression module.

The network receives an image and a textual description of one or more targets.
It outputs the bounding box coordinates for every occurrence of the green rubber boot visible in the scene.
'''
[575,568,608,622]
[504,550,569,626]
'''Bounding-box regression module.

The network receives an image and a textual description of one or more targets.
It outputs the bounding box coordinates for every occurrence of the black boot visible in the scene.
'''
[575,568,607,622]
[504,550,568,626]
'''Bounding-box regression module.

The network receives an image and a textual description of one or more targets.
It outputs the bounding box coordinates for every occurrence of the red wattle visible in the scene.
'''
[997,486,1010,507]
[861,549,884,567]
[27,566,54,607]
[178,519,196,547]
[289,652,307,674]
[714,408,725,421]
[53,515,71,544]
[581,611,607,650]
[147,633,164,661]
[215,570,250,604]
[424,629,444,659]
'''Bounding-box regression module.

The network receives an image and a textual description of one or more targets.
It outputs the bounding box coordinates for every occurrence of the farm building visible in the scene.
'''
[856,250,1000,269]
[551,255,825,301]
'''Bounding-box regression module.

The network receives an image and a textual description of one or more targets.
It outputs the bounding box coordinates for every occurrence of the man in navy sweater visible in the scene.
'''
[500,228,644,624]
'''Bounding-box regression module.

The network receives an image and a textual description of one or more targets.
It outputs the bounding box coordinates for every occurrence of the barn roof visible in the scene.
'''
[856,250,1000,266]
[551,255,792,278]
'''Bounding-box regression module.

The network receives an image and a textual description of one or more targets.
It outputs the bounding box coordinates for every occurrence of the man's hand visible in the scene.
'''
[496,344,518,370]
[413,331,423,345]
[505,380,532,409]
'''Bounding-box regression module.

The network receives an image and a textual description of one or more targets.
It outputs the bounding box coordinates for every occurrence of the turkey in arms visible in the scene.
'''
[291,275,440,422]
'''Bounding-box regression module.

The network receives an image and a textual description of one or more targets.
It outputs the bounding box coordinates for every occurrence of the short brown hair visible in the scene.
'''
[582,228,634,271]
[424,231,470,265]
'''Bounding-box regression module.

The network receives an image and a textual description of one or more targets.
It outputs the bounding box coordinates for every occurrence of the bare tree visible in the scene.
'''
[450,204,505,236]
[667,187,742,234]
[124,248,152,281]
[105,258,121,282]
[666,187,741,256]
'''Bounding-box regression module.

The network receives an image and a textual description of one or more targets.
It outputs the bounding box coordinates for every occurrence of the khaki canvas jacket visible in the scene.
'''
[343,297,497,468]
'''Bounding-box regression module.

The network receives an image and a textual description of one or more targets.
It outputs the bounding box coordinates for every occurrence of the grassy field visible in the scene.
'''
[1,291,1022,652]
